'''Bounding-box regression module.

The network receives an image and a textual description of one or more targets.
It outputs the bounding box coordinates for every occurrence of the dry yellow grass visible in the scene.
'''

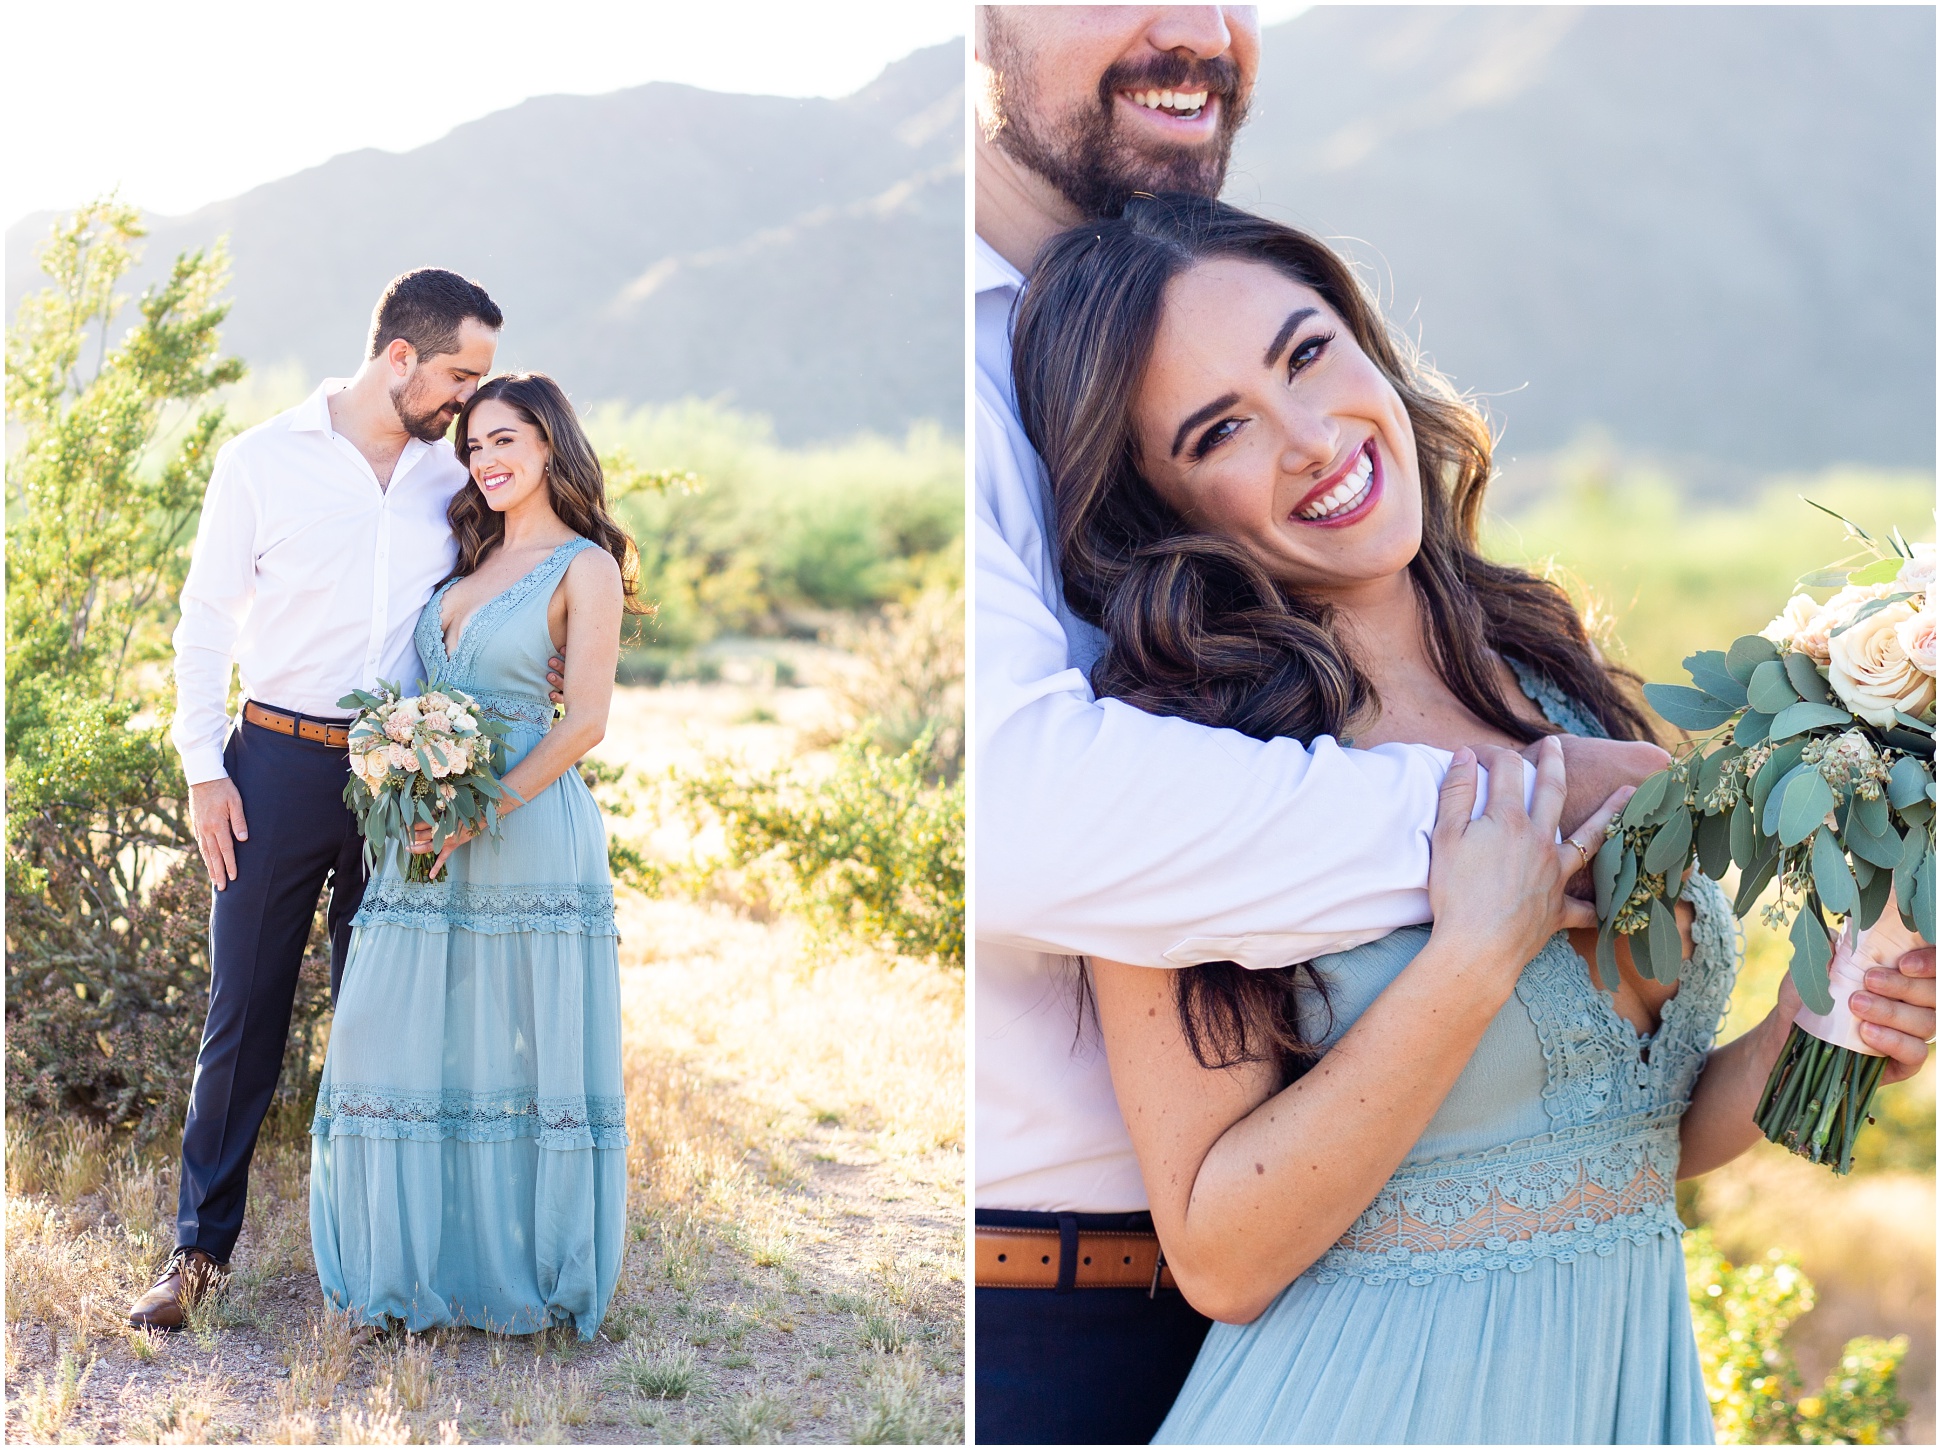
[3,674,964,1444]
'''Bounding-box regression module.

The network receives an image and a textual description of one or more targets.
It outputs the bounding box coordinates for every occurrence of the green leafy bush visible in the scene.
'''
[664,734,964,969]
[588,400,963,652]
[1686,1226,1908,1443]
[5,202,332,1143]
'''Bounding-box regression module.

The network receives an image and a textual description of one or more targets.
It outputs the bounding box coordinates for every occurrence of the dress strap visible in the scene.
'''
[1506,656,1610,739]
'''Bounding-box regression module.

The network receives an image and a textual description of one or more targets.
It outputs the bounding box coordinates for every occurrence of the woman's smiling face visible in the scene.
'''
[1130,257,1423,593]
[464,397,550,514]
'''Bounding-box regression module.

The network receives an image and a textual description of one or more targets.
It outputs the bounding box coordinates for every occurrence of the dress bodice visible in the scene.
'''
[415,537,599,763]
[1298,662,1739,1287]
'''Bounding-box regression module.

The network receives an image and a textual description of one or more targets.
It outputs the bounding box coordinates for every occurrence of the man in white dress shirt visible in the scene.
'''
[129,270,504,1330]
[971,9,1677,1442]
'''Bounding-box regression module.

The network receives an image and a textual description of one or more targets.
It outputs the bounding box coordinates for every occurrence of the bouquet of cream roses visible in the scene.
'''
[1592,508,1934,1172]
[338,678,512,883]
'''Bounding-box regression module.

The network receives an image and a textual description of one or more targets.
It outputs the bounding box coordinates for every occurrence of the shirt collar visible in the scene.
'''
[291,379,350,434]
[975,234,1026,297]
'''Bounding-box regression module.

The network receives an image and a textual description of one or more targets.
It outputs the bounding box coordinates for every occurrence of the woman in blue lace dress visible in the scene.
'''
[309,373,639,1339]
[1008,197,1933,1444]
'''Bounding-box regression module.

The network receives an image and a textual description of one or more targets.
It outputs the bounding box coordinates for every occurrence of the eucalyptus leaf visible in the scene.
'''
[1893,710,1936,735]
[1917,854,1936,942]
[1854,790,1890,839]
[1895,823,1929,908]
[1684,651,1750,708]
[1902,799,1935,828]
[1612,848,1639,920]
[1595,923,1621,991]
[1846,811,1905,870]
[1852,854,1876,888]
[1781,652,1833,704]
[1761,763,1810,838]
[1694,749,1729,805]
[1810,826,1857,915]
[1643,684,1739,731]
[1733,845,1781,916]
[1747,659,1801,715]
[1777,770,1837,848]
[1729,794,1756,870]
[1632,905,1663,981]
[1725,634,1780,685]
[1695,808,1733,880]
[1622,770,1672,826]
[1592,833,1622,918]
[1768,701,1852,742]
[1882,729,1938,758]
[1733,710,1774,747]
[1643,808,1694,875]
[1647,897,1684,984]
[1888,756,1932,809]
[1787,906,1836,1015]
[1857,863,1893,930]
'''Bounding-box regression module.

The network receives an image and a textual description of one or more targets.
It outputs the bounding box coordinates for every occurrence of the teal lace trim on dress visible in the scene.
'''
[311,1084,629,1150]
[354,879,617,936]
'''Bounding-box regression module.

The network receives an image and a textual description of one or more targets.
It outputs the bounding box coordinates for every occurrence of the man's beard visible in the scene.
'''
[390,377,455,443]
[985,38,1248,219]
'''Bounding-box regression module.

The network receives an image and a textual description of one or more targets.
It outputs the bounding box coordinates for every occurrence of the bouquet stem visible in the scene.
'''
[403,850,436,884]
[1754,1026,1887,1174]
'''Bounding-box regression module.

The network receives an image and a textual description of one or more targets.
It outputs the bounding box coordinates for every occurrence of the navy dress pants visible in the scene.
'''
[174,716,365,1262]
[975,1210,1214,1444]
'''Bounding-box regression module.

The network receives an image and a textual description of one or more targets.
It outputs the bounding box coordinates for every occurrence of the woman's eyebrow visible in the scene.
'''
[1171,391,1242,458]
[1263,307,1319,367]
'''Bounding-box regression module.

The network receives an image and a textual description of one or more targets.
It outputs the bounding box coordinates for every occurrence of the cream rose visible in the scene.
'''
[1896,605,1936,679]
[360,749,392,786]
[1760,593,1825,652]
[1828,598,1937,727]
[421,710,451,735]
[1897,542,1935,594]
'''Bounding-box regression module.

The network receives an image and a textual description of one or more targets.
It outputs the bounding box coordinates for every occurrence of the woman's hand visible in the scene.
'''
[408,818,485,881]
[1427,739,1632,995]
[1762,943,1935,1085]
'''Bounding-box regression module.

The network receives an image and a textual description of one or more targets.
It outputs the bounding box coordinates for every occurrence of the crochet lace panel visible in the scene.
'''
[311,1083,628,1150]
[353,879,617,936]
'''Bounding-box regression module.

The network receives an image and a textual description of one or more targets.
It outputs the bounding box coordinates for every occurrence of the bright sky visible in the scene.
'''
[5,0,966,228]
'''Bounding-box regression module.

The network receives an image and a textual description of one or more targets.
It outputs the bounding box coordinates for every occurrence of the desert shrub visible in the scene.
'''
[825,583,965,780]
[589,400,963,651]
[668,734,964,969]
[1686,1226,1909,1443]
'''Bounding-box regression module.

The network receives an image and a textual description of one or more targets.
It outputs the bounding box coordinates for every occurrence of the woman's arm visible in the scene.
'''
[426,548,622,877]
[1678,943,1935,1179]
[1093,742,1615,1324]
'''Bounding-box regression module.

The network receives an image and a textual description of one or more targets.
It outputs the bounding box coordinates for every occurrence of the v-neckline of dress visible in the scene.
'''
[437,540,578,665]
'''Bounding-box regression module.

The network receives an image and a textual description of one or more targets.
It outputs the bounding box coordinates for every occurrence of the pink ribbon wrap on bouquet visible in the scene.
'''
[1793,915,1926,1056]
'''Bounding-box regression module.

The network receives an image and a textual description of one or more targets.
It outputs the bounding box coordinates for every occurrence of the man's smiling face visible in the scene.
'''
[978,6,1260,218]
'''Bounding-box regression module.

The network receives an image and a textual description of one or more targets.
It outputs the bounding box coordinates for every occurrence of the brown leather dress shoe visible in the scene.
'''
[127,1249,229,1331]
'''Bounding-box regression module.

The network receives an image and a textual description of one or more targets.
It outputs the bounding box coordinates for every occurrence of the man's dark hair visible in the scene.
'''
[366,268,503,362]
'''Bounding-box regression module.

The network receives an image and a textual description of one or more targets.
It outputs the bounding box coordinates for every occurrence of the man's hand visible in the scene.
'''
[547,651,565,706]
[1531,736,1670,894]
[190,778,250,890]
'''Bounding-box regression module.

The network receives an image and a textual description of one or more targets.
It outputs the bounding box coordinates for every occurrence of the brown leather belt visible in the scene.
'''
[243,701,351,749]
[975,1226,1178,1292]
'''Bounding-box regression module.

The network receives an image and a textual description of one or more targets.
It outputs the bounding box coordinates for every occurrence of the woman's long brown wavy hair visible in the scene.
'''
[448,373,648,617]
[1012,194,1653,1083]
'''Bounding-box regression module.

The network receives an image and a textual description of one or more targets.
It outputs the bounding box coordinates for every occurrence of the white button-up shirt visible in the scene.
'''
[171,381,467,785]
[974,236,1523,1212]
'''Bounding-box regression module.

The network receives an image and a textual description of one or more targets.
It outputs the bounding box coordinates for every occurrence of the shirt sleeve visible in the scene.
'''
[170,440,256,785]
[974,385,1529,970]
